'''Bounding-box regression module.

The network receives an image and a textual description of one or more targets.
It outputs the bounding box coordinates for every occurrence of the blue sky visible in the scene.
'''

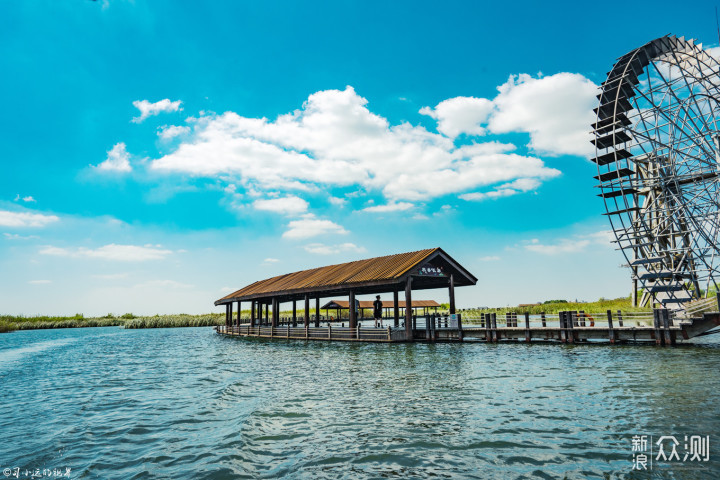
[1,0,718,316]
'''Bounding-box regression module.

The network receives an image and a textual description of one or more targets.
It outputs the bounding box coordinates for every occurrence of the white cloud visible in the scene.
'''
[282,214,349,239]
[328,196,347,207]
[460,177,543,201]
[0,210,59,228]
[148,86,561,203]
[22,196,36,203]
[479,255,501,261]
[39,244,174,261]
[304,242,366,255]
[420,96,493,138]
[28,279,51,285]
[262,258,280,265]
[220,286,234,293]
[524,239,591,255]
[94,143,132,172]
[132,99,183,123]
[253,195,309,215]
[3,233,39,240]
[488,73,597,157]
[523,231,611,255]
[362,202,414,213]
[158,125,191,140]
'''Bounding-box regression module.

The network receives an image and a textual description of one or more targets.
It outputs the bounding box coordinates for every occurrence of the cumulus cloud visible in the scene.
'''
[460,177,545,201]
[421,73,596,158]
[132,99,182,123]
[94,143,132,172]
[39,244,174,261]
[148,86,560,203]
[303,242,366,255]
[488,73,596,157]
[282,215,348,239]
[419,96,493,138]
[253,195,309,215]
[362,202,414,213]
[28,279,51,284]
[158,125,191,140]
[0,210,59,228]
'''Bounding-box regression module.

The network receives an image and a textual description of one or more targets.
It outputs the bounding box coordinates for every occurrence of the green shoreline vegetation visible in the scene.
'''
[0,296,648,333]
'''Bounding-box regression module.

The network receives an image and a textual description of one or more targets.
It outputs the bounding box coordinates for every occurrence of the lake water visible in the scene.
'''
[1,326,719,479]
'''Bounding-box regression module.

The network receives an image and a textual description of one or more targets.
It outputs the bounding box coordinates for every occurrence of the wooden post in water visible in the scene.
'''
[524,312,530,342]
[405,276,413,340]
[653,309,663,346]
[558,312,566,343]
[616,310,624,327]
[541,312,546,328]
[349,290,357,330]
[457,313,464,342]
[568,311,575,343]
[662,308,672,346]
[483,313,490,342]
[304,295,310,327]
[607,310,615,343]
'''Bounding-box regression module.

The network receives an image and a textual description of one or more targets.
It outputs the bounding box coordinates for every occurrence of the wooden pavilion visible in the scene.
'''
[215,247,477,341]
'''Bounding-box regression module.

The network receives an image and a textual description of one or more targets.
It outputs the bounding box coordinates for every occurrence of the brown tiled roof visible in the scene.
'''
[322,300,441,309]
[218,248,438,303]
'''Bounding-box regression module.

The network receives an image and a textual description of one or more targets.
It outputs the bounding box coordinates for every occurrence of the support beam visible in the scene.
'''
[250,300,256,327]
[292,300,297,327]
[449,273,456,314]
[264,302,269,325]
[405,276,413,340]
[315,296,320,328]
[393,289,399,328]
[349,290,357,329]
[304,294,310,327]
[228,302,233,329]
[237,301,241,327]
[272,298,279,328]
[225,303,230,327]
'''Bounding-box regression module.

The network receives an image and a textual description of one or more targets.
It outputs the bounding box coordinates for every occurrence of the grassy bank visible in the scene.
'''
[462,296,650,317]
[1,297,648,333]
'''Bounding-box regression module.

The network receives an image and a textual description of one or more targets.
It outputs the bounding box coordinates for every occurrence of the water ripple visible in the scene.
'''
[1,327,719,478]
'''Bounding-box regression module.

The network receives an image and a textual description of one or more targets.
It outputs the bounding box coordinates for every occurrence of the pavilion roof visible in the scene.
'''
[215,247,476,305]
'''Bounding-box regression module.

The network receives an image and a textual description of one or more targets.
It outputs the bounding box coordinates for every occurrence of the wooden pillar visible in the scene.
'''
[664,309,675,346]
[448,273,456,315]
[541,312,546,328]
[237,301,241,327]
[292,300,297,327]
[271,298,278,328]
[225,303,230,328]
[250,300,256,327]
[264,302,269,325]
[653,309,663,346]
[393,289,400,328]
[228,302,233,330]
[491,313,498,342]
[304,295,310,327]
[315,296,320,328]
[607,309,615,343]
[404,276,413,340]
[349,290,357,330]
[524,312,530,342]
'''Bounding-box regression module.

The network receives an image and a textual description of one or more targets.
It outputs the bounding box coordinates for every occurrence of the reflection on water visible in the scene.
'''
[1,327,719,479]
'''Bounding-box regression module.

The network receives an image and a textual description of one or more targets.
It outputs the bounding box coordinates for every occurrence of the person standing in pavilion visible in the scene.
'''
[373,295,383,328]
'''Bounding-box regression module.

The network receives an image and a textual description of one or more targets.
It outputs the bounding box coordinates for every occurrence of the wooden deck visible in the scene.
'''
[217,310,720,346]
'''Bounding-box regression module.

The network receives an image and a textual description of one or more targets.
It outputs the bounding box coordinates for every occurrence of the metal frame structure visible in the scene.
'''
[592,35,720,309]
